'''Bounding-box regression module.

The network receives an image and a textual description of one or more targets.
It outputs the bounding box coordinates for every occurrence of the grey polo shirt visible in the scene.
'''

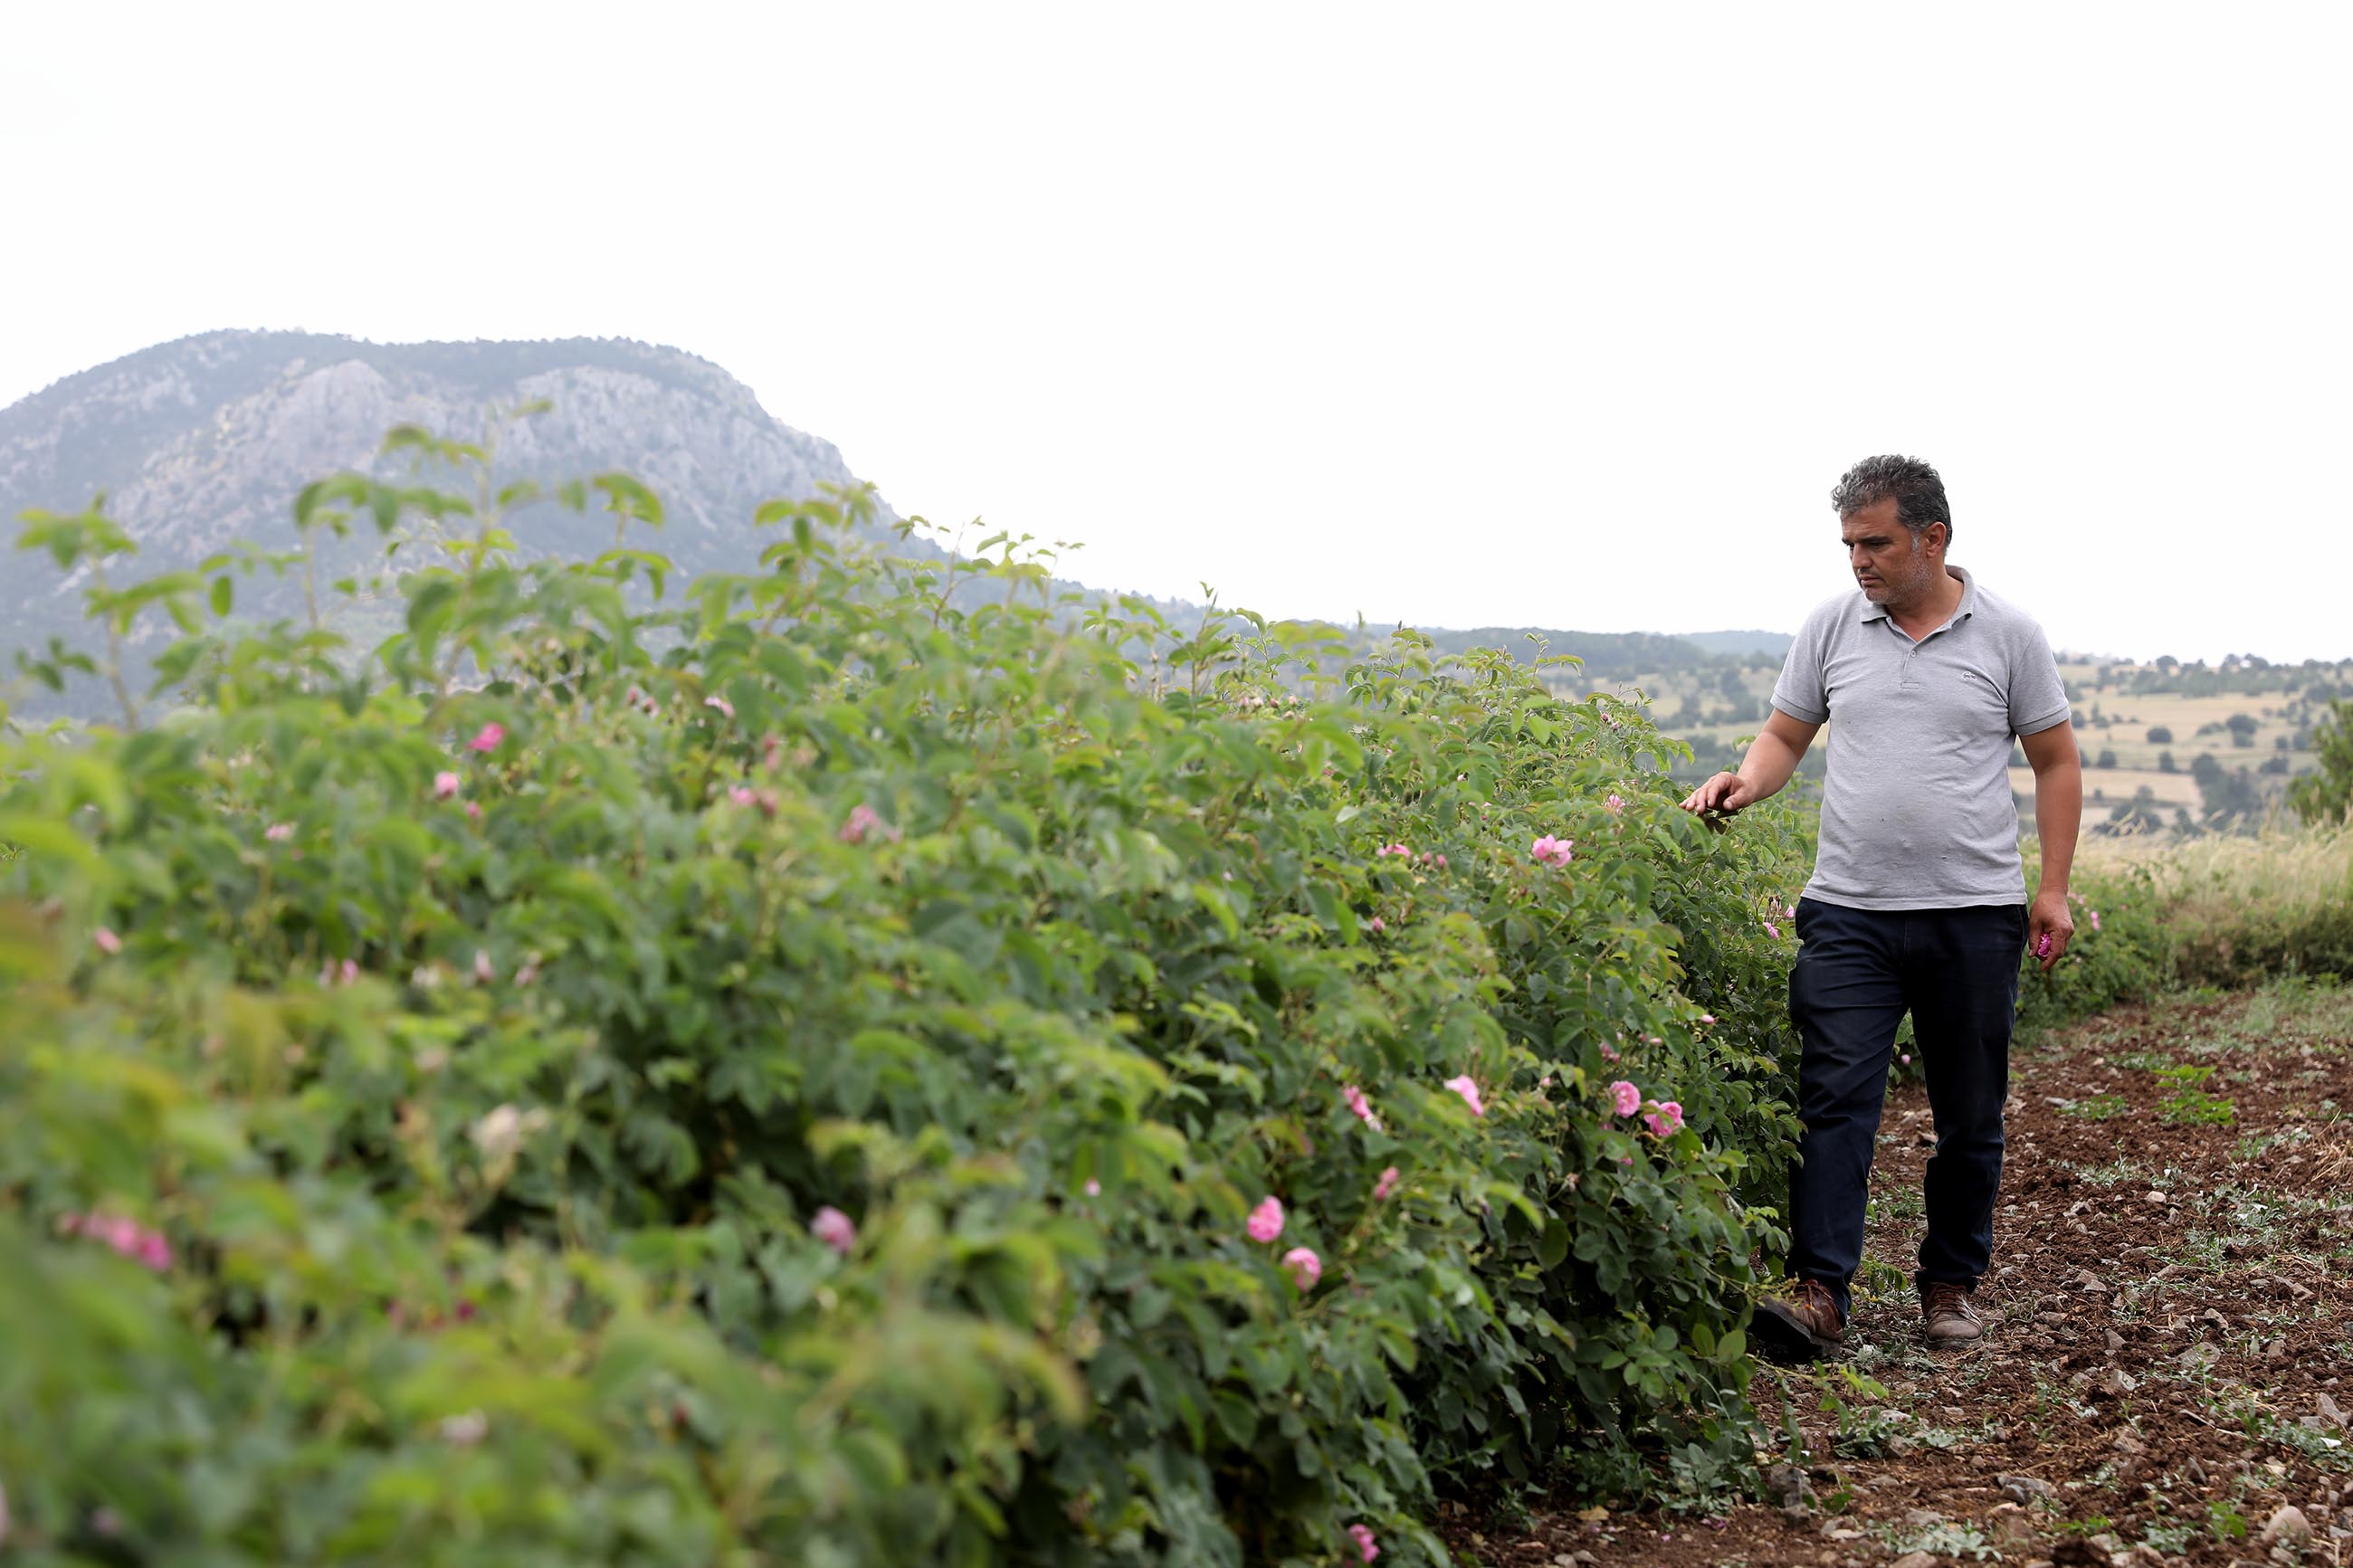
[1770,565,2070,911]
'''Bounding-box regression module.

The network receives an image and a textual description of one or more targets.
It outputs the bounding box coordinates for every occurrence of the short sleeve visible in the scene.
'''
[2007,622,2071,736]
[1770,609,1831,724]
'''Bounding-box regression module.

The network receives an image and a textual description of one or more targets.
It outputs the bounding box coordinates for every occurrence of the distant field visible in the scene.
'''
[1566,652,2344,823]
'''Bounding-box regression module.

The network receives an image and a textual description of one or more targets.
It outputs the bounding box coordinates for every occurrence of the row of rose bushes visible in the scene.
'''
[0,443,1815,1563]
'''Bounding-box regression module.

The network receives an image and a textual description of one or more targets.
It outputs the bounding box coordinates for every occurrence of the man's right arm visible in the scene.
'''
[1677,708,1822,814]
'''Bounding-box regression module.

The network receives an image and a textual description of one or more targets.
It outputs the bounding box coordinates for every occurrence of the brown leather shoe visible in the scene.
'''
[1753,1278,1846,1362]
[1921,1280,1985,1345]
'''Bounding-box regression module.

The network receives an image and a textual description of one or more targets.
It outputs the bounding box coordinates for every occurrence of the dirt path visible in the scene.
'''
[1458,983,2353,1568]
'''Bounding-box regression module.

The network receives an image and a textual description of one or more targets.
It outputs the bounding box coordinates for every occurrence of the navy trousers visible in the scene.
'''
[1786,897,2027,1318]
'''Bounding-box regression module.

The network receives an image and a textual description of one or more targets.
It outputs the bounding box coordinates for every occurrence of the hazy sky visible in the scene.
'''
[5,4,2348,660]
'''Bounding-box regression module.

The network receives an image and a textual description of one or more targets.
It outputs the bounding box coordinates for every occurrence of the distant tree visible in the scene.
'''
[2196,759,2262,822]
[2259,754,2289,775]
[2158,750,2177,774]
[2225,712,2259,746]
[2190,752,2224,788]
[2276,734,2293,751]
[2070,710,2088,729]
[2101,786,2166,836]
[2095,748,2118,768]
[2288,698,2353,826]
[2147,726,2172,744]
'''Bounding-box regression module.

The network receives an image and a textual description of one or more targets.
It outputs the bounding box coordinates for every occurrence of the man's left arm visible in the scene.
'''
[2018,723,2082,969]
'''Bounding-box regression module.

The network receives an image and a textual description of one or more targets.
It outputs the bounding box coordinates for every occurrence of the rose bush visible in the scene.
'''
[0,427,1813,1563]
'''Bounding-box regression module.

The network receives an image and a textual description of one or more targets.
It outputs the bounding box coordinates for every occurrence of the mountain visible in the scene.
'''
[3,330,1777,718]
[0,331,897,661]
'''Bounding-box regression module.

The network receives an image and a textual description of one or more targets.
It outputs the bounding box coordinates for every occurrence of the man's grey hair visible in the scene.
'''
[1830,454,1953,546]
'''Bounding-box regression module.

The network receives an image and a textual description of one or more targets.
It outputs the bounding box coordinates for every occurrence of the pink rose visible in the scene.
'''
[1348,1523,1380,1563]
[1246,1196,1285,1243]
[1608,1079,1641,1117]
[1281,1246,1322,1288]
[810,1206,856,1256]
[62,1211,170,1272]
[704,695,735,719]
[1342,1085,1382,1132]
[1642,1100,1684,1137]
[1443,1075,1485,1117]
[92,927,122,955]
[1372,1165,1402,1202]
[433,771,461,799]
[468,723,505,754]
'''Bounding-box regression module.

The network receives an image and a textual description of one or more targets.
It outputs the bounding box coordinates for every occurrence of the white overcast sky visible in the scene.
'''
[4,3,2348,661]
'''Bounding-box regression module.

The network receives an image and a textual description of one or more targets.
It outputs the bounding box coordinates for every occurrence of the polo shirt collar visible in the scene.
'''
[1859,564,1976,626]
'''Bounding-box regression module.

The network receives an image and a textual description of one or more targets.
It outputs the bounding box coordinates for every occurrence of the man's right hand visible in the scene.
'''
[1678,771,1759,815]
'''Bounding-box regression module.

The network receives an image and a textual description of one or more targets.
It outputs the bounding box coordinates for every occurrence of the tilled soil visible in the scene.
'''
[1446,984,2353,1568]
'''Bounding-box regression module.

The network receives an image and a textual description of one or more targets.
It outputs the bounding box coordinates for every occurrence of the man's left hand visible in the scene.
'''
[2027,889,2075,971]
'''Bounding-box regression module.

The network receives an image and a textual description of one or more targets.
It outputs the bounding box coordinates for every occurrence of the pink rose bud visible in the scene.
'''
[2035,932,2053,958]
[1246,1196,1285,1242]
[1281,1246,1322,1288]
[468,723,505,754]
[810,1206,856,1256]
[433,771,461,799]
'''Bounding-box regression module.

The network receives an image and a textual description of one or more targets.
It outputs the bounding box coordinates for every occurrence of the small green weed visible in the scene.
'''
[2156,1063,2235,1125]
[2058,1092,2130,1120]
[1874,1519,1997,1561]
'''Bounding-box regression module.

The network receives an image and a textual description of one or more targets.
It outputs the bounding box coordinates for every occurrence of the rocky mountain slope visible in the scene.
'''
[2,331,887,662]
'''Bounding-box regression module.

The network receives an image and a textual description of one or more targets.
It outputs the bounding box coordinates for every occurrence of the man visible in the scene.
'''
[1679,455,2081,1359]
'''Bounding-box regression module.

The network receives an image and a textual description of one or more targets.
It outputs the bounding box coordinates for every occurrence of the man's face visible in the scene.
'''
[1841,496,1943,605]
